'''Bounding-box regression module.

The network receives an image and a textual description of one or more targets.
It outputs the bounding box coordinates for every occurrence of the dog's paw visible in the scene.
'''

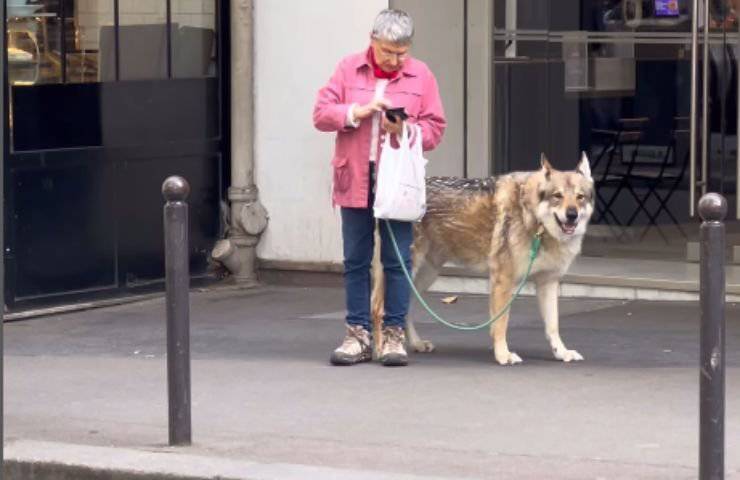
[553,348,584,363]
[495,351,523,366]
[411,340,435,353]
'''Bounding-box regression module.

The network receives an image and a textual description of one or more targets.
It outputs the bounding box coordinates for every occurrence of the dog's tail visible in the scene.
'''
[370,222,385,355]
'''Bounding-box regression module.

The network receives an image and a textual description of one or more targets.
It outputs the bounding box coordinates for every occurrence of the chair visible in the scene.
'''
[621,116,691,241]
[589,117,651,240]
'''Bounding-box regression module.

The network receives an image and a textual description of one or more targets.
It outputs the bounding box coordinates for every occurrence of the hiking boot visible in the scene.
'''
[330,324,372,366]
[380,326,408,367]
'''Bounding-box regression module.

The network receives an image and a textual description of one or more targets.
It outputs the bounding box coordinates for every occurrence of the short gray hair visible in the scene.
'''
[371,9,414,45]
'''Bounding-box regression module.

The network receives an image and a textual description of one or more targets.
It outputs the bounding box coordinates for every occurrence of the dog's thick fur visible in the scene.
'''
[371,153,595,365]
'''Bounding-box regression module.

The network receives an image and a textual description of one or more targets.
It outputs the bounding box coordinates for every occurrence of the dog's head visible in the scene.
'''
[528,152,595,241]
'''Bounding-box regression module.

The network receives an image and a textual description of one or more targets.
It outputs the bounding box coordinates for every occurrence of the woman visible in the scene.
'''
[313,9,446,367]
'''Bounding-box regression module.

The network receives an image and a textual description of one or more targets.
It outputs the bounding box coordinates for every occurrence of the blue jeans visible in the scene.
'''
[340,207,413,331]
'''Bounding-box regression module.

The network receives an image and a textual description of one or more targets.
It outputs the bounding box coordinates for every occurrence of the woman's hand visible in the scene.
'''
[353,98,392,121]
[381,114,403,136]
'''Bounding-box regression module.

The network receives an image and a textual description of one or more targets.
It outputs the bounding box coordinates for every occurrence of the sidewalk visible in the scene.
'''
[4,284,740,479]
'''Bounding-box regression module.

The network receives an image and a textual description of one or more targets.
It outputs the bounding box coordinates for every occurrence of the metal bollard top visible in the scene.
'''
[162,176,191,202]
[698,193,727,222]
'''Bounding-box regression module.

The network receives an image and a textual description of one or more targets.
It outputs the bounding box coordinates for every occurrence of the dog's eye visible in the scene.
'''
[552,192,564,200]
[576,194,585,201]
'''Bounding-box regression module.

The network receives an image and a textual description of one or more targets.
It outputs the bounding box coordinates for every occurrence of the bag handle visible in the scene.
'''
[399,121,411,149]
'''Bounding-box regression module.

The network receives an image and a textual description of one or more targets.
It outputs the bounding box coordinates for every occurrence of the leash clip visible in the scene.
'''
[535,225,545,239]
[530,226,544,261]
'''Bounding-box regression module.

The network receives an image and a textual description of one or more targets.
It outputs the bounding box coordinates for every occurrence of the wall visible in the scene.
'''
[254,0,387,265]
[390,0,464,177]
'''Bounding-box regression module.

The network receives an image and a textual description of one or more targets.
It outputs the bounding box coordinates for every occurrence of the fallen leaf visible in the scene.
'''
[441,296,458,304]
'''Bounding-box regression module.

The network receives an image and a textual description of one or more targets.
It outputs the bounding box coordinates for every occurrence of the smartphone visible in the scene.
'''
[385,107,408,123]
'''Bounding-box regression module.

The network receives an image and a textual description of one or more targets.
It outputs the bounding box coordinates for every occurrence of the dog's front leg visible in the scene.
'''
[490,273,521,365]
[535,277,584,362]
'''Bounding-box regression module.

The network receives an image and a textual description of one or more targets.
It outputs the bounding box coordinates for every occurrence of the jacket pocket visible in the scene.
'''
[331,155,351,193]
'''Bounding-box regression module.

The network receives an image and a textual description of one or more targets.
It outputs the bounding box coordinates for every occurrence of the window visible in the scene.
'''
[7,0,217,85]
[7,0,76,85]
[6,0,220,151]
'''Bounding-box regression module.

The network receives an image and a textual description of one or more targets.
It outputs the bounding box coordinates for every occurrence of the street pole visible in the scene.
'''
[698,192,727,480]
[162,176,192,446]
[1,0,7,474]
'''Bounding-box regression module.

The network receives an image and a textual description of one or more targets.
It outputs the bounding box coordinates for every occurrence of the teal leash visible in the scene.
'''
[384,220,542,331]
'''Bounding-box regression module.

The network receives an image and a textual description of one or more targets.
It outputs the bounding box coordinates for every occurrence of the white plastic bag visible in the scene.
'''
[373,123,427,222]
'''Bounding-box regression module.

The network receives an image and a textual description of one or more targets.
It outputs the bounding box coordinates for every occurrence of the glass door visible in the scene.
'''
[493,0,740,263]
[696,0,740,261]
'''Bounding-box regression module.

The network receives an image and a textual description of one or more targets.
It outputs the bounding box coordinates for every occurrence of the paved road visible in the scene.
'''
[4,286,740,479]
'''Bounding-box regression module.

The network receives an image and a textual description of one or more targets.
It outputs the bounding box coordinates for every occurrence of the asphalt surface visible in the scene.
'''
[4,285,740,479]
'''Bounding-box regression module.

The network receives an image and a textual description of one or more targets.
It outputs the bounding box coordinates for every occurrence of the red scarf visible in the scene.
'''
[368,47,399,80]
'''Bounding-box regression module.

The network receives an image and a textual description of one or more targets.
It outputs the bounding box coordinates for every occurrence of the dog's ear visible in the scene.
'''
[577,151,592,180]
[540,153,552,179]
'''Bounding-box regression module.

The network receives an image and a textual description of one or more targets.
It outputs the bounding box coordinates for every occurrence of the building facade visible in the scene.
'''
[4,0,740,312]
[258,0,740,276]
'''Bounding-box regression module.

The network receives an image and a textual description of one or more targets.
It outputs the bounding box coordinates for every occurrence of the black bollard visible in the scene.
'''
[162,176,192,446]
[698,193,727,480]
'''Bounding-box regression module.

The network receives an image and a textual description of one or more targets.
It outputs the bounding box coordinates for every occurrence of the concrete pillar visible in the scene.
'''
[211,0,268,286]
[466,0,494,178]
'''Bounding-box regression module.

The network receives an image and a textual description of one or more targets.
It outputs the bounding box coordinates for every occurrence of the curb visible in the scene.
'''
[4,440,461,480]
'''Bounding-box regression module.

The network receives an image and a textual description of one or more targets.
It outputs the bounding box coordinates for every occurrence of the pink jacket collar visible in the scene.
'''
[348,49,419,78]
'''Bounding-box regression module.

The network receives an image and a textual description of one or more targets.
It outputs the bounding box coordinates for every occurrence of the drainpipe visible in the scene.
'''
[212,0,268,286]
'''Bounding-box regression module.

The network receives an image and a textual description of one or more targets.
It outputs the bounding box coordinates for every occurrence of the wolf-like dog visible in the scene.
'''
[371,153,595,365]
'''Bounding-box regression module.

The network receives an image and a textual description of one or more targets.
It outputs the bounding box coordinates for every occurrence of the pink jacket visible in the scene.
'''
[313,50,447,208]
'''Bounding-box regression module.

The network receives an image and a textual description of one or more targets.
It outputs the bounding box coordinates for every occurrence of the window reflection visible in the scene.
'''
[73,0,115,83]
[171,0,217,78]
[7,0,64,85]
[5,0,220,151]
[6,0,217,85]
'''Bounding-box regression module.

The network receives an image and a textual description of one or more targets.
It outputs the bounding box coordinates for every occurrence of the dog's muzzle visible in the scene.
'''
[555,208,579,235]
